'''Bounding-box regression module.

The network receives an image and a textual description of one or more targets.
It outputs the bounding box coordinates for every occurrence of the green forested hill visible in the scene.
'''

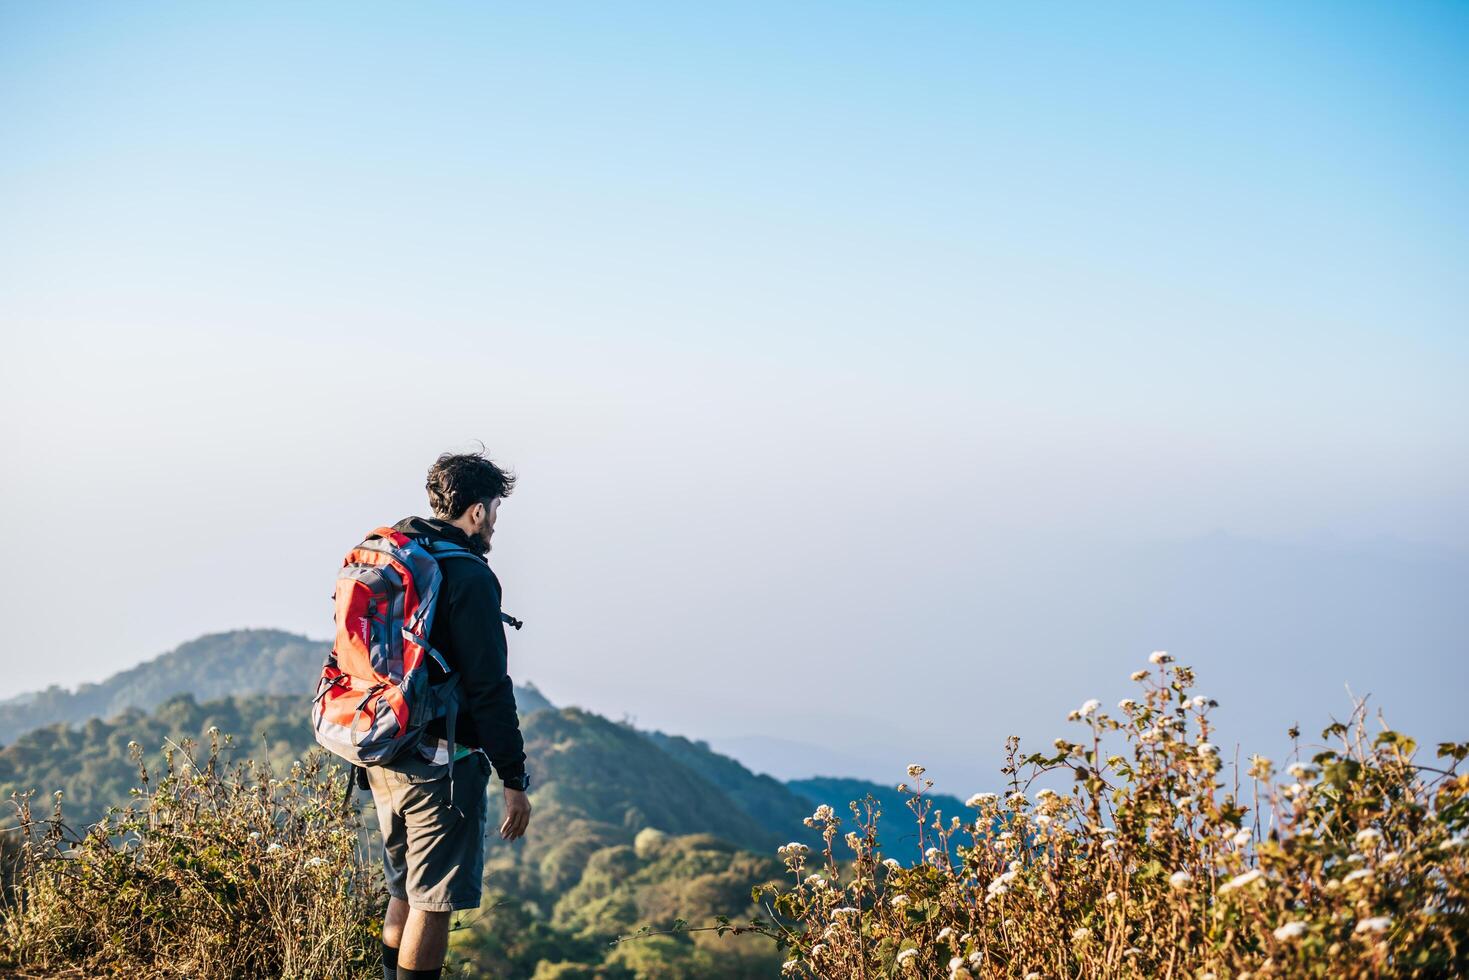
[0,629,911,977]
[0,629,554,746]
[642,729,820,841]
[0,690,793,977]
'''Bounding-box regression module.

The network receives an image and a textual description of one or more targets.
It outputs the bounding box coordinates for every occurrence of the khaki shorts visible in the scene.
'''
[365,750,492,912]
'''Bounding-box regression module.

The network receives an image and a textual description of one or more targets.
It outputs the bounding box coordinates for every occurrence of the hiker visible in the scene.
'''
[364,450,533,980]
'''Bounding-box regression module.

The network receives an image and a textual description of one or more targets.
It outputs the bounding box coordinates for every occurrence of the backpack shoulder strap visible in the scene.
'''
[417,538,524,629]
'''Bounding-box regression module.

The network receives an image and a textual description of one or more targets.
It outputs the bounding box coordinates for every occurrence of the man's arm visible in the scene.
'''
[444,567,527,786]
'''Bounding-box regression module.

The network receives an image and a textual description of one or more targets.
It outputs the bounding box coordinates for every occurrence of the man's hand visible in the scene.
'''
[500,787,531,841]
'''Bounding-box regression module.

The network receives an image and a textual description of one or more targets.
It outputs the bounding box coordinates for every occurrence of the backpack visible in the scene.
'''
[311,526,484,770]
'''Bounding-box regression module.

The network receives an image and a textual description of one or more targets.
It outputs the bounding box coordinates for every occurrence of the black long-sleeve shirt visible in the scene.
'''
[392,516,526,785]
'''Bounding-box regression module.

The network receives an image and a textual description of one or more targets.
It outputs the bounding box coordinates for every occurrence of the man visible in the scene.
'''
[368,449,533,980]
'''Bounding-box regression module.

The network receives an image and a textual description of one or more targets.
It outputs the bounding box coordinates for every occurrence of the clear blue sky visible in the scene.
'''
[1,2,1464,790]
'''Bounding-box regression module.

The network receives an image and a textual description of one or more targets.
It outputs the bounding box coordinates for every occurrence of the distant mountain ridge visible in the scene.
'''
[0,629,554,747]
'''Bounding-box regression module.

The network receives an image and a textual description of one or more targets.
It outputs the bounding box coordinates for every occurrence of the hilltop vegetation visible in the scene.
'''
[3,644,1461,976]
[2,737,381,978]
[733,656,1469,979]
[0,684,817,977]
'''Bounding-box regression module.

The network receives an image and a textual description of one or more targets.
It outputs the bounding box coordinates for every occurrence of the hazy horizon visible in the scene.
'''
[1,2,1464,793]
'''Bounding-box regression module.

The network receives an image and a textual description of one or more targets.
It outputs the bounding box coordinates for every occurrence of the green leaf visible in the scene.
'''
[1437,742,1468,762]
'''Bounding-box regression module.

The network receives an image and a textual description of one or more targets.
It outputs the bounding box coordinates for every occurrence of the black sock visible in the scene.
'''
[397,969,443,980]
[381,940,398,980]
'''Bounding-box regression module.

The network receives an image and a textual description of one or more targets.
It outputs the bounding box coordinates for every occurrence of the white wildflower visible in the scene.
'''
[1035,814,1053,827]
[1190,695,1209,709]
[1354,828,1383,848]
[1169,870,1192,890]
[265,842,283,854]
[896,948,919,967]
[883,858,902,869]
[1218,868,1265,894]
[781,961,799,976]
[1105,891,1119,905]
[810,804,835,822]
[1287,762,1316,780]
[1232,828,1252,847]
[1007,792,1028,808]
[810,943,826,957]
[967,792,998,807]
[1273,921,1308,941]
[1071,926,1091,941]
[907,764,926,777]
[1118,698,1138,712]
[1101,838,1120,850]
[1149,650,1172,664]
[936,926,954,942]
[1342,869,1372,885]
[1196,742,1219,757]
[304,856,328,868]
[1130,669,1149,681]
[889,894,910,908]
[1079,699,1101,716]
[1354,916,1392,934]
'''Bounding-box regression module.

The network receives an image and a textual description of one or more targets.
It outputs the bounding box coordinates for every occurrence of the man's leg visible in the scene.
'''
[381,897,408,979]
[398,908,452,975]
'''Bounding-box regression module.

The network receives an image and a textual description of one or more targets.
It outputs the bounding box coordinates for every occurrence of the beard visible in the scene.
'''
[473,523,493,555]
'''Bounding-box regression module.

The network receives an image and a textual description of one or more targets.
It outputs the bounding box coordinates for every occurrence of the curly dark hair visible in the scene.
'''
[426,447,516,520]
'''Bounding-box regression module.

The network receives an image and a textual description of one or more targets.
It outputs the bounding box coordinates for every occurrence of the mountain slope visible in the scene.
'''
[642,728,826,837]
[0,692,791,978]
[0,629,554,746]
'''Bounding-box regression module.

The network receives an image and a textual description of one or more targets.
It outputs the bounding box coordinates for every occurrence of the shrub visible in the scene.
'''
[740,656,1467,978]
[0,732,381,979]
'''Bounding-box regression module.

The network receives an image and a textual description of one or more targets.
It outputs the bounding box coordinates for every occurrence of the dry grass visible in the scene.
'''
[0,733,382,979]
[743,656,1466,978]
